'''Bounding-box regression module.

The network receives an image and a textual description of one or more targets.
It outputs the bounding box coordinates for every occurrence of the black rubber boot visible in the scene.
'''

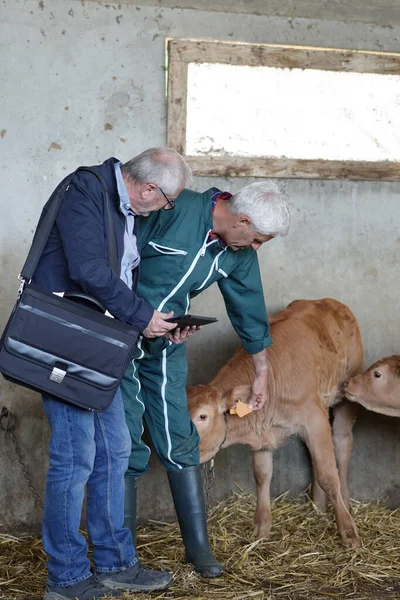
[124,476,137,547]
[168,466,224,578]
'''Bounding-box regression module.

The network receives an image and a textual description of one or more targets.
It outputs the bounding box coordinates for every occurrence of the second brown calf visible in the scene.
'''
[188,298,363,548]
[345,355,400,416]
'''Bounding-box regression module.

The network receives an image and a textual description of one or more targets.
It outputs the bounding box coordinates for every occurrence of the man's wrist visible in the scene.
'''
[251,348,268,377]
[255,366,268,376]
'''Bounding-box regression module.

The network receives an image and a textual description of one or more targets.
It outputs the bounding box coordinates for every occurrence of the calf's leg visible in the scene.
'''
[252,449,273,539]
[312,480,328,512]
[311,405,330,511]
[302,406,360,548]
[312,401,358,512]
[332,401,359,509]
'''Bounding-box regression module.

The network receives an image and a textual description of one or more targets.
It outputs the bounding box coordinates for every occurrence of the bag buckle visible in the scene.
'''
[50,362,68,384]
[17,275,30,298]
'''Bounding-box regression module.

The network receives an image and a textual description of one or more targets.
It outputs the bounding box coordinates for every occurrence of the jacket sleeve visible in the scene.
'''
[217,250,272,354]
[56,177,154,331]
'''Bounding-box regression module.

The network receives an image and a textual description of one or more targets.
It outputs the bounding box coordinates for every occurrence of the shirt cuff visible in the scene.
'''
[241,335,273,355]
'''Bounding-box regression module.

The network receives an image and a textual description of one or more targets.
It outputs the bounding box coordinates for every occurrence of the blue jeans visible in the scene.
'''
[42,388,137,588]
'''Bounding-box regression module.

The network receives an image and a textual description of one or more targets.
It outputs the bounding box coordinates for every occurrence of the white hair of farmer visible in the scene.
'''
[228,181,290,237]
[121,147,192,196]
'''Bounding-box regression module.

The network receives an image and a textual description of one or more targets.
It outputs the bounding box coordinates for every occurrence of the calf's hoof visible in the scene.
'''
[341,527,360,548]
[252,522,271,540]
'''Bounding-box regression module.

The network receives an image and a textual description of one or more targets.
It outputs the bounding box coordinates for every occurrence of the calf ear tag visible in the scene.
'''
[230,399,253,417]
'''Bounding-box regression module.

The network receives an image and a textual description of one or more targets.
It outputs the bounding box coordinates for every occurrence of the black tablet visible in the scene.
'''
[165,314,218,327]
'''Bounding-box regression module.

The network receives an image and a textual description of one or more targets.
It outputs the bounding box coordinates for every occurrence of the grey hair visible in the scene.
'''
[228,181,290,237]
[121,147,192,195]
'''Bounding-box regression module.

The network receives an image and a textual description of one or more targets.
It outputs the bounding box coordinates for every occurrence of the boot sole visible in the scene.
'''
[192,567,225,578]
[197,570,224,578]
[186,557,225,578]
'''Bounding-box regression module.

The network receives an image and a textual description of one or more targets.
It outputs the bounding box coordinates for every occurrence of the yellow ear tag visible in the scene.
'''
[229,399,253,418]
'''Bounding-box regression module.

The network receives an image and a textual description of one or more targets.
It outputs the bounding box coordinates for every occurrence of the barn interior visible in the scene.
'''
[0,1,399,598]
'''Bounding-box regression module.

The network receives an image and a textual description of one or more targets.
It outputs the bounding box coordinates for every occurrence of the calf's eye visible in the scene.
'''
[373,371,381,378]
[199,414,208,421]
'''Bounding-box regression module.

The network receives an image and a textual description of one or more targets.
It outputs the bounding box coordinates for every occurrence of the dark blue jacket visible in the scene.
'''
[32,157,153,331]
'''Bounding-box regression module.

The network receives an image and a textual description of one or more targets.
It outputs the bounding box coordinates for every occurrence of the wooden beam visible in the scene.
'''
[185,156,400,181]
[167,40,188,154]
[168,39,400,74]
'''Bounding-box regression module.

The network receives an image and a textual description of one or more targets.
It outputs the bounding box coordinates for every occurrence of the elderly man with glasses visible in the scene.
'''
[121,179,291,579]
[157,185,177,210]
[32,147,192,600]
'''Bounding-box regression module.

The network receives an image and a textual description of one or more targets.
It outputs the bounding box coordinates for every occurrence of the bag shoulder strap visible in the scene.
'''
[78,167,118,273]
[20,166,118,282]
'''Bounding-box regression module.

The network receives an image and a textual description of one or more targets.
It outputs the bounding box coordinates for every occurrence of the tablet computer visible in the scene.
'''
[165,314,218,327]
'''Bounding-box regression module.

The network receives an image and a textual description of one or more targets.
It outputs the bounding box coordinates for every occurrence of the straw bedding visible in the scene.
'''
[1,491,400,600]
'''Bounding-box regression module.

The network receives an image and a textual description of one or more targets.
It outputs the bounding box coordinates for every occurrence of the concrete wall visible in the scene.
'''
[0,0,399,534]
[86,0,400,28]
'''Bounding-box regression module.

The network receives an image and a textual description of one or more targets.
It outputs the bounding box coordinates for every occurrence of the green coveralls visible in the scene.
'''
[121,188,272,476]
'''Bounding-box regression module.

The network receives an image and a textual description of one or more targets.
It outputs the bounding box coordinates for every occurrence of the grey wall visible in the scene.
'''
[0,0,399,534]
[86,0,400,28]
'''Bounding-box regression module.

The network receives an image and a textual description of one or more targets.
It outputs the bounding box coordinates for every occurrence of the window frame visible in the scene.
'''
[166,38,400,180]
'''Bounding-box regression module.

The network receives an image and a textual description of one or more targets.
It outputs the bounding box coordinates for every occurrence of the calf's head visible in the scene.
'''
[188,384,252,463]
[344,355,400,417]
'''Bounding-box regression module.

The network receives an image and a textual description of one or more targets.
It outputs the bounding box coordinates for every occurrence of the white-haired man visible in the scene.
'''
[121,181,290,578]
[32,148,192,600]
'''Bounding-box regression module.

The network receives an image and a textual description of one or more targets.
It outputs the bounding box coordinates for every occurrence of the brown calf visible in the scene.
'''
[345,355,400,417]
[188,298,363,548]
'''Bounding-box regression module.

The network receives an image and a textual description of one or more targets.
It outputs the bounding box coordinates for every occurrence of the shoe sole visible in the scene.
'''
[100,578,172,592]
[44,591,117,600]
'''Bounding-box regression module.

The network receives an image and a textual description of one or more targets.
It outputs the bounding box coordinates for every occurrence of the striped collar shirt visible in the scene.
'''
[114,162,140,289]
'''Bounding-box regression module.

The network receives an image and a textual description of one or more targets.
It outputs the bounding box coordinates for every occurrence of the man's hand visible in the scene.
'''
[142,310,177,339]
[164,325,200,344]
[248,371,268,410]
[247,349,268,411]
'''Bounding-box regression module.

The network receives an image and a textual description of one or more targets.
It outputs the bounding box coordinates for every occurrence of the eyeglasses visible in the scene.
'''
[158,186,176,211]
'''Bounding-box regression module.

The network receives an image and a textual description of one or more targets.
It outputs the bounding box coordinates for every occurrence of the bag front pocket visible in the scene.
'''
[12,297,127,377]
[6,337,118,389]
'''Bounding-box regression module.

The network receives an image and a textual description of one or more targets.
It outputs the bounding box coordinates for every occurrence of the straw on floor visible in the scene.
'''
[1,491,400,600]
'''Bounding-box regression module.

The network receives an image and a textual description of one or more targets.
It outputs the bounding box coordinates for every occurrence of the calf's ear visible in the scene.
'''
[221,384,253,411]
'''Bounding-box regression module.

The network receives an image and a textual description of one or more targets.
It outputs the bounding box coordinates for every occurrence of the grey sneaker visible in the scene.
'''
[44,575,121,600]
[96,561,172,592]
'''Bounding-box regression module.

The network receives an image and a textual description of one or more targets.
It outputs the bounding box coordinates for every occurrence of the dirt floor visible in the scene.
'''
[1,491,400,600]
